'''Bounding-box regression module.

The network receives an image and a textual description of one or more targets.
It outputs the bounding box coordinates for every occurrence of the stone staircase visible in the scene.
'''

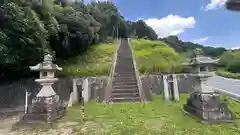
[107,39,142,103]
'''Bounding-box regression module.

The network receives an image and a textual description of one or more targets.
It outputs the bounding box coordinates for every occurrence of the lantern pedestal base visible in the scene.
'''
[183,92,235,123]
[16,95,66,126]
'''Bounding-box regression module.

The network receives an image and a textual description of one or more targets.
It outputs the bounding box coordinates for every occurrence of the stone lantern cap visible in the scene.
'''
[30,54,63,71]
[184,48,218,66]
[190,56,218,65]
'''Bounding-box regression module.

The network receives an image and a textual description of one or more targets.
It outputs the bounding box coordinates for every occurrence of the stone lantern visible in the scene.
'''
[30,54,62,97]
[20,54,66,124]
[183,48,235,123]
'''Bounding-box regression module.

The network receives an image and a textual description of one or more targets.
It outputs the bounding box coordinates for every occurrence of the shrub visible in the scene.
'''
[216,68,240,79]
[218,51,240,73]
[59,41,116,77]
[131,39,184,74]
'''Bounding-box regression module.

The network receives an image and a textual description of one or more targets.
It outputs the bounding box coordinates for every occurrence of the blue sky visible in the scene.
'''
[90,0,240,49]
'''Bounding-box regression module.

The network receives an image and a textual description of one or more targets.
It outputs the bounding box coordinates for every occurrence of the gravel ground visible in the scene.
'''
[5,128,74,135]
[0,119,78,135]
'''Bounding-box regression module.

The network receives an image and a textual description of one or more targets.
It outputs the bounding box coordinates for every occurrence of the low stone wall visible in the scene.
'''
[0,74,196,110]
[0,77,109,110]
[0,77,72,110]
[70,77,108,104]
[0,78,38,109]
[141,74,196,95]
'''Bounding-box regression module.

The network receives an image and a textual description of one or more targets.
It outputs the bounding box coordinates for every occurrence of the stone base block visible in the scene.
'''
[16,95,66,126]
[183,92,235,123]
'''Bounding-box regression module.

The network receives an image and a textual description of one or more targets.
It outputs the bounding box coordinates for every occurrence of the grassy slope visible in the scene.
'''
[22,95,240,135]
[81,95,240,135]
[132,39,184,74]
[61,39,184,76]
[61,41,116,76]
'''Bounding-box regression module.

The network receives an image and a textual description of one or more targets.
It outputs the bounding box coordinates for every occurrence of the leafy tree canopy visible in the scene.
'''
[0,0,229,81]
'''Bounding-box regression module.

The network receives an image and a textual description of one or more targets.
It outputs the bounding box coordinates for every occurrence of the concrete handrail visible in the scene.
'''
[127,38,146,102]
[103,39,121,103]
[205,85,240,101]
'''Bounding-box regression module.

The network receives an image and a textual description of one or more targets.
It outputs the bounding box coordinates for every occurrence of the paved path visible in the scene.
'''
[206,75,240,97]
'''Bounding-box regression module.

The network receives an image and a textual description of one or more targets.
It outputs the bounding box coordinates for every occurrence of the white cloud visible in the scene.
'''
[230,46,240,50]
[203,0,227,11]
[95,0,110,2]
[84,0,109,2]
[144,14,196,38]
[192,37,209,44]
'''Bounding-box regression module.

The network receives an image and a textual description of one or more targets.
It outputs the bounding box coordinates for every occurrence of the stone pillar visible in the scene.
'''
[68,93,73,107]
[172,74,179,102]
[82,78,90,103]
[68,78,74,107]
[163,75,169,101]
[68,78,81,106]
[73,78,79,103]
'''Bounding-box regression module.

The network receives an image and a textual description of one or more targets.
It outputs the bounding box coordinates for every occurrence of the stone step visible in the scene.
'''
[113,76,136,80]
[113,75,135,78]
[115,68,134,69]
[114,70,135,73]
[114,72,135,74]
[116,63,133,65]
[116,62,133,64]
[116,57,133,59]
[112,81,137,85]
[113,72,135,76]
[112,79,137,83]
[116,58,133,60]
[115,64,133,66]
[20,120,45,125]
[110,97,141,102]
[114,71,134,73]
[111,93,140,98]
[115,62,133,64]
[115,65,133,67]
[113,75,136,79]
[112,88,139,93]
[21,114,46,123]
[113,84,138,89]
[116,61,133,63]
[114,72,135,76]
[114,68,135,70]
[116,62,132,63]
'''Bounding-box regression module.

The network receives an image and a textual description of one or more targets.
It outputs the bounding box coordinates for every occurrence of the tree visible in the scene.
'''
[218,51,234,66]
[130,20,158,40]
[0,2,48,76]
[159,36,227,58]
[218,51,240,73]
[0,0,131,81]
